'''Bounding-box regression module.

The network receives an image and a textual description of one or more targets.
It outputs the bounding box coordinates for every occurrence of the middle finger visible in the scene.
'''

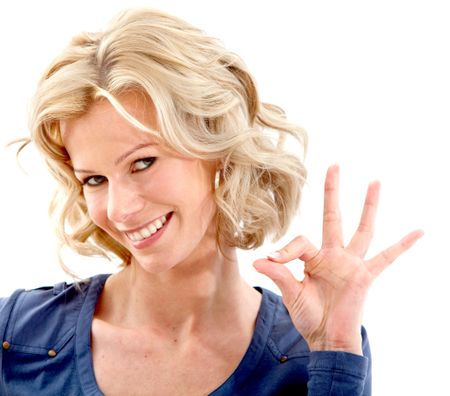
[322,164,344,248]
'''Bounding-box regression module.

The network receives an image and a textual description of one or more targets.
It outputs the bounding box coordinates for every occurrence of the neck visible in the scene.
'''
[95,245,260,342]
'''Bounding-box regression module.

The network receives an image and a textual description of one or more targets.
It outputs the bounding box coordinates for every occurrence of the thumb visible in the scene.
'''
[253,259,301,303]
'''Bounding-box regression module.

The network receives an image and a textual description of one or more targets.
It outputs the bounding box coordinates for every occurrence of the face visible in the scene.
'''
[61,92,218,273]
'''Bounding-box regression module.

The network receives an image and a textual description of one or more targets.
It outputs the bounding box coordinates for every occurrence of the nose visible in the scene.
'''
[107,180,145,224]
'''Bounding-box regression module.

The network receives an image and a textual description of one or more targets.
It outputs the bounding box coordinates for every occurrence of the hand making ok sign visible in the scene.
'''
[253,165,423,355]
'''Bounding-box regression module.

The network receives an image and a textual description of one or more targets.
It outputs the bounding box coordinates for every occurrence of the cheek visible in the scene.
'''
[147,162,189,202]
[154,169,213,213]
[83,193,107,228]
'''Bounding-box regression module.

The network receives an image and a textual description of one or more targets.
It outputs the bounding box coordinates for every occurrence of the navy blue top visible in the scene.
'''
[0,274,371,395]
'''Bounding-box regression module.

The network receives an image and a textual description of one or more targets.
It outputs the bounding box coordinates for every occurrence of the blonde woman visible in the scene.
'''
[0,8,422,395]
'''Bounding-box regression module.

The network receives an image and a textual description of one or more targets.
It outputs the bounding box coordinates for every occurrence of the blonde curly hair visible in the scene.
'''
[20,7,307,272]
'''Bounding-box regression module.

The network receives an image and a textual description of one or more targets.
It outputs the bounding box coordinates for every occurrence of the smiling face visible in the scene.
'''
[61,92,218,273]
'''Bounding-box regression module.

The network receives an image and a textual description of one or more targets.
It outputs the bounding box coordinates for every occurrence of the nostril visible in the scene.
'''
[107,192,145,223]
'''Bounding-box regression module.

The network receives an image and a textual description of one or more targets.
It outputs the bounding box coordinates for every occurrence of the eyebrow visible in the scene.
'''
[73,142,157,174]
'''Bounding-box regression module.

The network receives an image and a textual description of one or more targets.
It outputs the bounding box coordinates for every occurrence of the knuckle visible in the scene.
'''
[358,222,373,235]
[281,235,311,257]
[323,210,341,223]
[282,236,306,254]
[381,249,393,264]
[293,235,308,245]
[324,183,336,192]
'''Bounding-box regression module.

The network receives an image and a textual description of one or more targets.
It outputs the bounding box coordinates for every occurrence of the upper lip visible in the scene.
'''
[118,212,172,234]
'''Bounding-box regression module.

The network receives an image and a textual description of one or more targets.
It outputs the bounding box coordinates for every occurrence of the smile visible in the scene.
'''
[125,212,172,242]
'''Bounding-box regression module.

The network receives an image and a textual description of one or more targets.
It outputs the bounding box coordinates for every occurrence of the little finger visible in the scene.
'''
[366,229,424,277]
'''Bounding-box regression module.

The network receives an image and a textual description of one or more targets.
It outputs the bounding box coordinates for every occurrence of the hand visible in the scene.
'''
[253,165,423,355]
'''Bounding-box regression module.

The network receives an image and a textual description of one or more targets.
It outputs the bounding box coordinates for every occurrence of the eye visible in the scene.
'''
[133,157,156,172]
[82,175,106,187]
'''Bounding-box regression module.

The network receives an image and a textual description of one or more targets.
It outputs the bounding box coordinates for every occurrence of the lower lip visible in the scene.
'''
[128,212,173,250]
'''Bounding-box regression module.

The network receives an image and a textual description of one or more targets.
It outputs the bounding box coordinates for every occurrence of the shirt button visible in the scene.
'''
[2,341,11,350]
[279,355,288,363]
[48,349,57,358]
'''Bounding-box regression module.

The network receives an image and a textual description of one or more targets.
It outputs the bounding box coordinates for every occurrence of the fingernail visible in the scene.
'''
[268,251,281,259]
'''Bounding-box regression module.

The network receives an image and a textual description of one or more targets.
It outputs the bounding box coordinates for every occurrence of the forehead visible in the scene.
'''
[60,91,160,148]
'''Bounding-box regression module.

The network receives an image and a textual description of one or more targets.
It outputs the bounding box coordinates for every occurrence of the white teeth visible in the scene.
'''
[140,228,151,239]
[125,213,170,242]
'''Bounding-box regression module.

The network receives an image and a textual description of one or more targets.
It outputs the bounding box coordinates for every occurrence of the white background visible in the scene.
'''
[0,1,448,394]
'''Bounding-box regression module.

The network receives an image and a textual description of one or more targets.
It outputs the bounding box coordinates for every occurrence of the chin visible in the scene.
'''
[133,248,196,273]
[130,256,176,274]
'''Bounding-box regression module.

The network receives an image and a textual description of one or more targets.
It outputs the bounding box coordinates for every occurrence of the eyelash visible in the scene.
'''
[81,157,157,187]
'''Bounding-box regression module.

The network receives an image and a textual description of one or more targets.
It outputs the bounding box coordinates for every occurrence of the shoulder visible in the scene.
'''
[0,274,109,353]
[0,274,110,394]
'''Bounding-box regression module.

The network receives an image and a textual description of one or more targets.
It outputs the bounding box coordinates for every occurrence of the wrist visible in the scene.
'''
[308,337,363,356]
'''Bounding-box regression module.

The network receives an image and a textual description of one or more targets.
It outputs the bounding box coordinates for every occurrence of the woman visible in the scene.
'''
[0,7,422,395]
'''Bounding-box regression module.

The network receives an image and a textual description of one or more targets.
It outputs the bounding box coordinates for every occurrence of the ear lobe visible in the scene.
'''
[214,169,221,190]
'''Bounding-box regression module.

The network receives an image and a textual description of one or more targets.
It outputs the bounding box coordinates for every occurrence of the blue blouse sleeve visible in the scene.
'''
[306,327,371,395]
[307,351,369,395]
[0,291,23,334]
[0,298,7,313]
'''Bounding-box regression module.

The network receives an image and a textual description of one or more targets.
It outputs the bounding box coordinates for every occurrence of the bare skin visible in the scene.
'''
[254,165,423,355]
[62,94,263,395]
[91,261,262,396]
[63,95,422,394]
[89,165,422,395]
